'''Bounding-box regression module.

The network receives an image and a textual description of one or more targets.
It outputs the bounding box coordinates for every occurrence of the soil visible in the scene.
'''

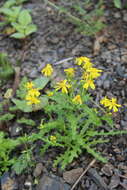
[0,0,127,189]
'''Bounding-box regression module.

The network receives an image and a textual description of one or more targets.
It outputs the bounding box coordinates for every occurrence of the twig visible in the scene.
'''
[12,67,20,96]
[53,57,74,65]
[70,159,96,190]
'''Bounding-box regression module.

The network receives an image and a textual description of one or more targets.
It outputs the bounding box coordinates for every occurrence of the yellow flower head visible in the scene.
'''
[27,88,40,97]
[83,79,95,90]
[55,79,71,94]
[82,61,93,70]
[25,95,40,105]
[100,96,110,107]
[25,81,34,89]
[75,56,91,66]
[108,98,121,112]
[50,135,56,143]
[100,97,121,112]
[72,95,82,105]
[87,68,102,79]
[64,68,75,77]
[41,64,53,76]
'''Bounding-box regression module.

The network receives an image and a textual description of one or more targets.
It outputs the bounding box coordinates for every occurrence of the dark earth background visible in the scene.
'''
[0,0,127,189]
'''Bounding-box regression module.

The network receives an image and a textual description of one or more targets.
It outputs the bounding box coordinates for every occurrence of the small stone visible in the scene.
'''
[88,168,108,190]
[114,12,121,18]
[33,163,43,177]
[1,172,17,190]
[123,13,127,22]
[36,175,70,190]
[63,168,83,185]
[101,164,113,177]
[9,123,21,137]
[109,174,120,189]
[103,80,110,89]
[96,79,103,87]
[29,69,39,78]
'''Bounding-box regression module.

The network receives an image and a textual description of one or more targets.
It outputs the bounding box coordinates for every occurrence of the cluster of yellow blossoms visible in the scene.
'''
[100,97,121,112]
[41,64,53,76]
[25,57,121,112]
[76,56,102,90]
[25,82,40,105]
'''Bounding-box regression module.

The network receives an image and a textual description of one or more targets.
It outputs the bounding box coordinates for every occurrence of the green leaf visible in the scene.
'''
[33,76,49,90]
[3,0,16,8]
[114,0,122,8]
[0,8,13,15]
[25,24,37,35]
[17,117,36,126]
[0,113,15,122]
[18,10,32,25]
[11,22,24,33]
[12,98,32,112]
[10,32,25,39]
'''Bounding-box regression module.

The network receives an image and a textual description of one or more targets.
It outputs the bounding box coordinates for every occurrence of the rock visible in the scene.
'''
[114,12,121,19]
[29,69,39,79]
[63,168,83,185]
[9,123,21,137]
[123,13,127,22]
[103,80,110,89]
[33,163,43,177]
[1,172,18,190]
[36,175,70,190]
[96,79,103,87]
[89,182,98,190]
[101,164,113,177]
[24,181,32,190]
[88,168,108,190]
[109,174,120,189]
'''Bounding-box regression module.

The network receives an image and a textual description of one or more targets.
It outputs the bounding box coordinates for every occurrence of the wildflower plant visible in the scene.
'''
[19,56,126,169]
[1,56,127,174]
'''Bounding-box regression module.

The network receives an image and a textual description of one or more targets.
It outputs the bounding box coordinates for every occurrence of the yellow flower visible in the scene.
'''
[72,95,82,105]
[27,88,40,97]
[26,95,40,105]
[100,97,121,112]
[55,79,71,94]
[75,56,91,66]
[41,64,53,76]
[83,79,95,90]
[64,68,75,77]
[82,61,93,70]
[100,96,111,107]
[87,68,102,79]
[25,82,34,89]
[50,135,56,143]
[108,98,121,112]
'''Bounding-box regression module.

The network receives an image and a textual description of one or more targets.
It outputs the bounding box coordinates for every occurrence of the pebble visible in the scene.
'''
[88,168,108,190]
[1,172,18,190]
[29,69,39,78]
[36,175,70,190]
[123,13,127,22]
[103,80,110,89]
[114,12,121,19]
[109,174,120,189]
[101,164,113,177]
[33,163,43,177]
[96,79,103,87]
[9,123,21,137]
[63,168,83,185]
